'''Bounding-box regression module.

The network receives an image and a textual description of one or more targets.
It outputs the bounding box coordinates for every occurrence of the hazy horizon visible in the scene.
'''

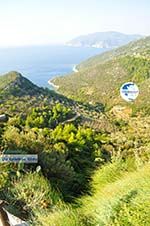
[0,31,147,49]
[0,0,149,47]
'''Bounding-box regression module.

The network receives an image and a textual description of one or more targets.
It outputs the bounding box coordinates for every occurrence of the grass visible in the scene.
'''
[79,160,150,226]
[35,206,83,226]
[28,159,150,225]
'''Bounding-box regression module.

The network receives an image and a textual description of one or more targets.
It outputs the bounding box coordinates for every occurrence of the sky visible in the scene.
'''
[0,0,149,47]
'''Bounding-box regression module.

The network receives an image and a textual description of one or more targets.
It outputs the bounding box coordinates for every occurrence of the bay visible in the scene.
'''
[0,45,108,88]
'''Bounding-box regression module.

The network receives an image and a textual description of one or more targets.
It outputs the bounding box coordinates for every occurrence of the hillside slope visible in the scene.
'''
[0,70,150,225]
[77,36,150,69]
[52,36,150,114]
[0,71,115,133]
[0,71,41,97]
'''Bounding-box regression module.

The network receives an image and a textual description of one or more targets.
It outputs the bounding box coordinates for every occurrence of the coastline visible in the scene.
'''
[48,80,59,90]
[48,64,79,90]
[72,65,79,73]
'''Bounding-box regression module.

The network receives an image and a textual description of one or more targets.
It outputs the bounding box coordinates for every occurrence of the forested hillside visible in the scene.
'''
[52,36,150,114]
[0,45,150,226]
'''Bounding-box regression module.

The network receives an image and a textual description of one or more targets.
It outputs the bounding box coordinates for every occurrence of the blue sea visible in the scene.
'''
[0,45,107,88]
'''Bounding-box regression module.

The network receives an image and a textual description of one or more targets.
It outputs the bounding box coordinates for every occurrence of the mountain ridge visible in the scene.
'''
[0,71,41,97]
[77,36,150,70]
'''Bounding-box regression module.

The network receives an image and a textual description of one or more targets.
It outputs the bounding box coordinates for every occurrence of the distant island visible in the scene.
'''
[66,31,143,49]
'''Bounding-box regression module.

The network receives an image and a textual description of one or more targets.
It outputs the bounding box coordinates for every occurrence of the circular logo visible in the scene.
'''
[120,82,139,102]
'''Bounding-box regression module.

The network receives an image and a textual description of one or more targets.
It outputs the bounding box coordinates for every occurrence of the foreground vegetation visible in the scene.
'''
[35,160,150,226]
[0,36,150,226]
